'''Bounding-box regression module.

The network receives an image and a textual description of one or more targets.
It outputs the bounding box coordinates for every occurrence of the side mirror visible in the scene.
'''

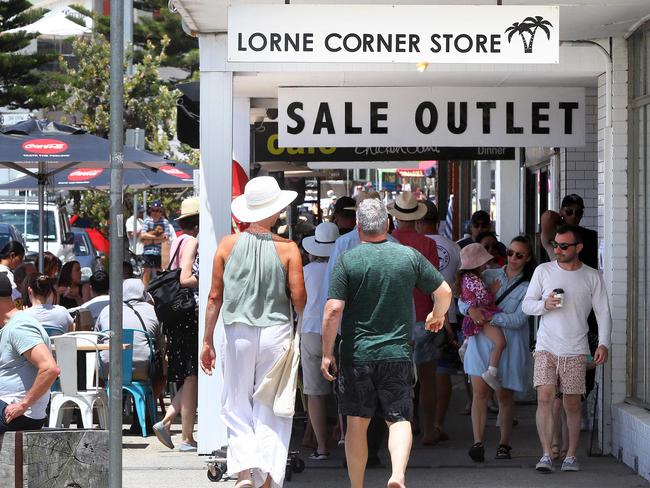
[63,232,74,245]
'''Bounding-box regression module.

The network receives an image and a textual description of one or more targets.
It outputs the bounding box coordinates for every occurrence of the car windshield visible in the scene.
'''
[0,210,56,241]
[74,233,91,256]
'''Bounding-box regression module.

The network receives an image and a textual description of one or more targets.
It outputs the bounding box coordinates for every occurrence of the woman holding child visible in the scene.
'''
[459,236,536,462]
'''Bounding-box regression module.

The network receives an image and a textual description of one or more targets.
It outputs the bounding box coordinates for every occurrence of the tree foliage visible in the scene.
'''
[0,1,58,110]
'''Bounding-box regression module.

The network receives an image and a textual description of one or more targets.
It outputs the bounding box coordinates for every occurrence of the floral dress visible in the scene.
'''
[460,272,501,338]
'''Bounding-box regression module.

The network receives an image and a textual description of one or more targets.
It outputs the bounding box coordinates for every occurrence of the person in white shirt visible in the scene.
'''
[416,200,462,444]
[81,270,110,322]
[300,222,339,460]
[522,225,612,474]
[23,274,74,336]
[126,206,145,256]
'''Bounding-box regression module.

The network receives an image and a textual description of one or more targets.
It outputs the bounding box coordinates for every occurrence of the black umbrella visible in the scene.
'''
[0,119,175,269]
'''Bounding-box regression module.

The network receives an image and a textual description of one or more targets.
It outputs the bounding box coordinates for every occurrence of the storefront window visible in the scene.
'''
[629,22,650,405]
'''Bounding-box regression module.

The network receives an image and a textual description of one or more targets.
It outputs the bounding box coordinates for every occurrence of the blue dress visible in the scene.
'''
[459,267,530,393]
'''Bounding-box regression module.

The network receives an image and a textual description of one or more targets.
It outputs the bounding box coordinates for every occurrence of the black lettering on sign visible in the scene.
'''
[532,102,550,134]
[447,102,467,134]
[344,102,361,134]
[314,103,335,134]
[370,102,388,134]
[304,33,314,51]
[287,102,305,135]
[325,33,341,52]
[476,102,496,134]
[558,102,579,134]
[415,102,438,134]
[249,33,267,52]
[506,102,523,134]
[430,34,441,53]
[237,33,247,51]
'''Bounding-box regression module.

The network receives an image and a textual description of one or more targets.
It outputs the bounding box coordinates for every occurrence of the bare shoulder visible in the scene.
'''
[217,234,240,257]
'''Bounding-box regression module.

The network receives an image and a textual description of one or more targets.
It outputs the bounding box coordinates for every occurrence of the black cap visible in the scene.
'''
[561,193,584,209]
[470,210,491,225]
[421,200,439,222]
[334,196,356,215]
[0,272,12,298]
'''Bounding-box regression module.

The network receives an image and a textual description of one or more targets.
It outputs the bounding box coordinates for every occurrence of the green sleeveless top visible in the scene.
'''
[222,231,291,327]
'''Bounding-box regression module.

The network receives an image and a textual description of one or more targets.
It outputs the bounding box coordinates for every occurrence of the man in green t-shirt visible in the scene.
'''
[321,199,452,488]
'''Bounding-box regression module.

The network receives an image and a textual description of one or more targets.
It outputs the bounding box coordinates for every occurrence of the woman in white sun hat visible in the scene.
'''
[300,222,339,461]
[201,176,306,488]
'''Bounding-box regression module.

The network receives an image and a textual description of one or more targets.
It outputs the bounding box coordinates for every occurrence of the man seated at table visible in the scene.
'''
[0,272,60,434]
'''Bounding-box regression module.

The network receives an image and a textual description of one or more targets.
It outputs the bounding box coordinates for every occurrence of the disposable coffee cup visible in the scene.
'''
[553,288,565,308]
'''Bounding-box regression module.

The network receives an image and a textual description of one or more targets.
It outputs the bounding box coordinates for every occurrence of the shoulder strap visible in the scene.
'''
[124,300,147,332]
[166,239,184,271]
[494,277,525,306]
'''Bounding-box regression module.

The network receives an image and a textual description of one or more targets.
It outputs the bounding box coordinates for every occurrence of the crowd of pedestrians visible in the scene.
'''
[0,177,613,488]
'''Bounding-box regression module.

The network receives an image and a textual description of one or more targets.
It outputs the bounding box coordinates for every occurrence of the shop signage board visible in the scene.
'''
[253,123,514,161]
[278,87,585,148]
[228,5,559,64]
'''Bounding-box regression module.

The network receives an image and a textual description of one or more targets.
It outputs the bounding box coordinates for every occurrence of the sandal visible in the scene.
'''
[495,444,512,460]
[468,442,485,462]
[551,444,561,460]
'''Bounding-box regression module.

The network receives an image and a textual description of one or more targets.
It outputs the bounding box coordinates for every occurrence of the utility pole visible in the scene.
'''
[109,0,125,486]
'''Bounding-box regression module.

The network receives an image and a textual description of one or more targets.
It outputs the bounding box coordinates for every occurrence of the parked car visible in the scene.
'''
[0,223,26,250]
[70,227,104,277]
[0,200,73,262]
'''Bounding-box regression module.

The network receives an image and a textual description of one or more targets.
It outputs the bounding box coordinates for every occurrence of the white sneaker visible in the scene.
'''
[481,370,502,391]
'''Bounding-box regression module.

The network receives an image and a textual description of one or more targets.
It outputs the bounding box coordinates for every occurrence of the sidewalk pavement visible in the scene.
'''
[124,380,649,488]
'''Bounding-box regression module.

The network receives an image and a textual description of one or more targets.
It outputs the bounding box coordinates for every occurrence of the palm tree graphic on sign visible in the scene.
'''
[505,16,553,53]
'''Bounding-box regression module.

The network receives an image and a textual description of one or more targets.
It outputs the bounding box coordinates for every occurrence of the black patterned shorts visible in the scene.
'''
[338,361,414,422]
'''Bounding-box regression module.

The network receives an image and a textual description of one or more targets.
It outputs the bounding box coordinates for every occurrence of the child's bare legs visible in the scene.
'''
[482,323,506,368]
[480,324,506,391]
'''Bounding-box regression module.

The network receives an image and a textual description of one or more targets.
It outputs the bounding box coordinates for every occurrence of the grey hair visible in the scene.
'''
[357,198,387,236]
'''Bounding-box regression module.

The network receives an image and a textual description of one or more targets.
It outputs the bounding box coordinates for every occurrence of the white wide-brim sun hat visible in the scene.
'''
[302,222,340,257]
[231,176,297,223]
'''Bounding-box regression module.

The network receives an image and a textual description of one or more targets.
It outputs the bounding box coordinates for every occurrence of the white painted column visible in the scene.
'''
[233,97,251,177]
[476,160,492,212]
[198,33,232,454]
[495,155,521,243]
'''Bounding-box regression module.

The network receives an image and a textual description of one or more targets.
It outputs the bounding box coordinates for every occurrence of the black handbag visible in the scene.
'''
[146,242,196,324]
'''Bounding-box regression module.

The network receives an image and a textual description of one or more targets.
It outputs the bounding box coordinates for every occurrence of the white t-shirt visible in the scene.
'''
[125,216,144,255]
[0,265,21,301]
[81,295,110,322]
[426,233,461,321]
[522,260,612,356]
[23,304,74,336]
[302,261,328,335]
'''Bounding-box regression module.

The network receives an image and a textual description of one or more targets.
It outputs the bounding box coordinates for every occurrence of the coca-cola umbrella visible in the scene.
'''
[0,162,194,191]
[0,119,175,268]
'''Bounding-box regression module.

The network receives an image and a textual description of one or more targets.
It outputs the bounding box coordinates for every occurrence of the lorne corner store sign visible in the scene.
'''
[278,87,585,148]
[228,5,559,64]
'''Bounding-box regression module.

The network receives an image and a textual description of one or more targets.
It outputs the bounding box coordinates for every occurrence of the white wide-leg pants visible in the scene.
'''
[222,322,293,488]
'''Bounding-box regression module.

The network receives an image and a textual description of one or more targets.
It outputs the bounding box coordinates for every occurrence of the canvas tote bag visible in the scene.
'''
[253,305,302,418]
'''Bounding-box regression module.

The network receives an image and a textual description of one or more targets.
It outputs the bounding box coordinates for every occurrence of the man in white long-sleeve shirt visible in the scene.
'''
[522,225,611,474]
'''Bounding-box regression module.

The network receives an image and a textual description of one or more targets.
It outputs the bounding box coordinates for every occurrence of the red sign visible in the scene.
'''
[160,165,190,179]
[67,168,104,182]
[22,139,68,154]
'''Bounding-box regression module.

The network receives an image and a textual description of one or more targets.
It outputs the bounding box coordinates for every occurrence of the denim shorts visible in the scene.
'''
[338,361,414,422]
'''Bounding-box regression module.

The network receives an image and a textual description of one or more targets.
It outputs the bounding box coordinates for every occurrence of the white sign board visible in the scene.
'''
[278,87,585,148]
[228,5,559,64]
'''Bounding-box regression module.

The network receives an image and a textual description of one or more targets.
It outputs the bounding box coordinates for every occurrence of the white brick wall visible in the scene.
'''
[560,88,598,230]
[612,404,650,481]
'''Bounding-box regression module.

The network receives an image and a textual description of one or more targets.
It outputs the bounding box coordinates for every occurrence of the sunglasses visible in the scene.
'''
[506,249,527,259]
[550,240,579,250]
[151,208,162,212]
[561,207,583,217]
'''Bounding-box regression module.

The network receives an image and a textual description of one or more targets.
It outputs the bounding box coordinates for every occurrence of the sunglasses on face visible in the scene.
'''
[562,207,583,217]
[550,240,579,250]
[506,249,527,259]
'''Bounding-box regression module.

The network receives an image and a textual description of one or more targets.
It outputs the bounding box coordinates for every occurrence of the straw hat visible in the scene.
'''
[231,176,297,223]
[176,196,199,221]
[459,243,494,270]
[387,191,427,221]
[302,222,339,257]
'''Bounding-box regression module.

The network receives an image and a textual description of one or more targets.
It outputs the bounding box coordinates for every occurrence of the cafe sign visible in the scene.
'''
[228,5,559,64]
[278,87,585,148]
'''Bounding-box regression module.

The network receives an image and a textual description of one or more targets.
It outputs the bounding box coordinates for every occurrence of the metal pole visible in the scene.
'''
[109,0,125,486]
[124,0,134,76]
[37,165,44,272]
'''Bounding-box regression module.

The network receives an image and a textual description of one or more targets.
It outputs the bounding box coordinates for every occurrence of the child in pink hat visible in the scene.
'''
[457,243,505,391]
